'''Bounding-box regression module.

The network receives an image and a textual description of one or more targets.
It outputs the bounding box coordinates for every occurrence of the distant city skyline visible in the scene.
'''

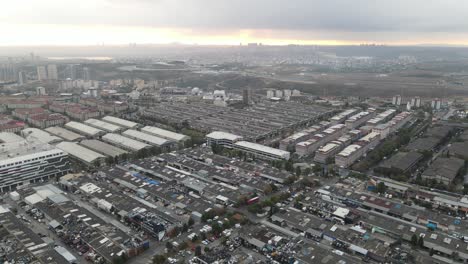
[1,0,468,46]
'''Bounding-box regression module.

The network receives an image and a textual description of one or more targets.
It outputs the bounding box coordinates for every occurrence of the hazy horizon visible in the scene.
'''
[2,0,468,46]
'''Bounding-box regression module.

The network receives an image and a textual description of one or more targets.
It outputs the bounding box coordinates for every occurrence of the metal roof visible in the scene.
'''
[102,116,139,129]
[141,126,189,142]
[122,129,170,146]
[56,142,105,163]
[45,126,84,141]
[65,121,104,137]
[84,118,122,132]
[80,139,128,158]
[102,133,150,151]
[21,128,62,144]
[206,131,243,141]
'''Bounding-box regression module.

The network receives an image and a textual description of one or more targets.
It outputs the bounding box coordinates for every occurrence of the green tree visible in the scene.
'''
[418,236,424,248]
[152,255,167,264]
[411,234,418,246]
[165,241,173,251]
[195,245,202,257]
[188,217,195,226]
[295,166,302,177]
[376,182,386,194]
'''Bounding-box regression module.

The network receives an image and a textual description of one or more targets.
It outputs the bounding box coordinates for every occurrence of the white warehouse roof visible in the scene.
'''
[56,142,105,164]
[80,139,128,158]
[234,141,290,159]
[45,126,84,141]
[102,116,139,129]
[141,126,189,142]
[102,133,150,151]
[84,118,122,133]
[21,128,62,144]
[206,131,243,141]
[122,129,171,147]
[65,121,104,137]
[0,132,25,143]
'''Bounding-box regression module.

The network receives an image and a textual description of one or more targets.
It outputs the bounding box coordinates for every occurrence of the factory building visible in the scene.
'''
[102,116,139,129]
[0,141,70,192]
[65,121,105,138]
[122,129,174,150]
[141,126,190,143]
[84,118,123,133]
[233,141,290,160]
[45,126,84,142]
[21,128,63,144]
[56,142,105,166]
[102,133,150,152]
[80,139,128,158]
[206,131,243,147]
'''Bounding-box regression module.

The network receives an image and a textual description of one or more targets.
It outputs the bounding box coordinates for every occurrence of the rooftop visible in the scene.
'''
[102,133,150,151]
[80,139,128,158]
[21,128,62,144]
[141,126,189,142]
[84,118,122,132]
[45,126,84,141]
[56,142,105,164]
[122,129,170,146]
[102,116,139,128]
[65,121,104,137]
[206,131,243,141]
[234,141,290,158]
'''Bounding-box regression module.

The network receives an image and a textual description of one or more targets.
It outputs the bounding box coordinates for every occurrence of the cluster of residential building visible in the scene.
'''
[336,111,413,168]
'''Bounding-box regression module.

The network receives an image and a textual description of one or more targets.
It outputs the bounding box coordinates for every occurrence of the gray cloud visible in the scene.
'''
[5,0,468,34]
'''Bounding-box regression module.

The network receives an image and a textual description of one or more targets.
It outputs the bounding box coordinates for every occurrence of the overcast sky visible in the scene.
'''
[1,0,467,46]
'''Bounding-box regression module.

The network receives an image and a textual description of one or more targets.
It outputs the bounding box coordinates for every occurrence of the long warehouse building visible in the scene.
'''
[102,116,139,129]
[80,139,128,158]
[233,141,290,160]
[84,118,123,133]
[141,126,190,143]
[45,126,84,141]
[65,121,105,138]
[102,133,150,152]
[56,142,105,165]
[21,128,62,144]
[122,129,174,149]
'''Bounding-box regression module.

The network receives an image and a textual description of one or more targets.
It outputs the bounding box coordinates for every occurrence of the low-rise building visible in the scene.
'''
[141,126,190,143]
[345,110,376,129]
[314,142,342,163]
[422,157,464,185]
[102,116,139,129]
[84,118,123,133]
[206,131,243,147]
[335,144,363,168]
[27,113,68,128]
[21,128,62,144]
[45,126,84,141]
[56,142,105,166]
[232,141,290,160]
[122,129,174,149]
[102,133,150,152]
[65,121,105,138]
[80,139,128,158]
